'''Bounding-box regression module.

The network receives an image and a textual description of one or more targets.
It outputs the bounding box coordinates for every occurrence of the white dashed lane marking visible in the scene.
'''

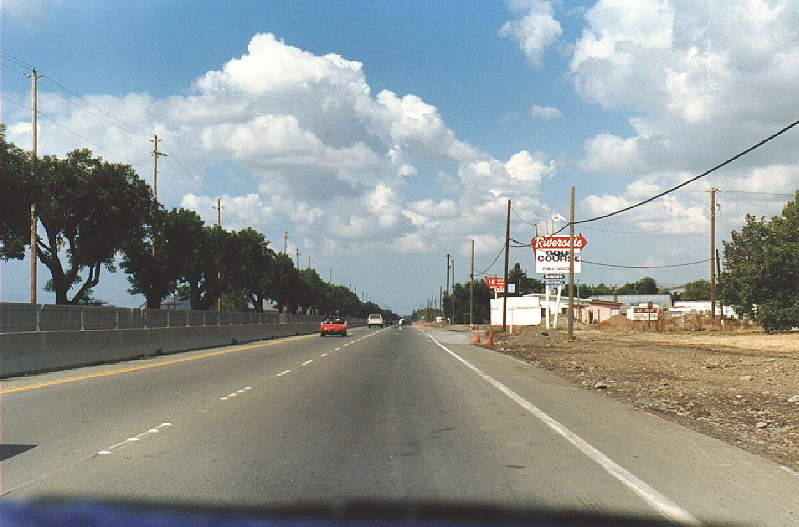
[97,422,172,456]
[276,370,291,377]
[220,386,253,400]
[302,360,314,366]
[321,353,329,357]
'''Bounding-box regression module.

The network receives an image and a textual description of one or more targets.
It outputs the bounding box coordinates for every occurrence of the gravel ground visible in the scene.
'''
[489,327,799,472]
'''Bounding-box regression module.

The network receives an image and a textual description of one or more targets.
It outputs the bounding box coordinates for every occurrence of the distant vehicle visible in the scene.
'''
[400,318,411,325]
[367,314,384,328]
[398,318,405,325]
[320,318,347,336]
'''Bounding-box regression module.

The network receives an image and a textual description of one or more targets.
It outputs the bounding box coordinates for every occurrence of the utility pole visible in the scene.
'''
[502,199,511,332]
[439,286,443,319]
[27,68,43,304]
[214,198,223,312]
[150,134,167,203]
[451,259,456,324]
[470,239,475,327]
[568,186,575,341]
[710,187,717,319]
[716,248,723,321]
[308,255,311,269]
[283,231,289,254]
[295,247,300,265]
[214,198,223,228]
[445,254,450,324]
[149,134,167,257]
[329,269,332,283]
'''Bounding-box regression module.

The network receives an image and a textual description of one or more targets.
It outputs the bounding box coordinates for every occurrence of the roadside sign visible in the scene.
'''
[532,235,586,274]
[534,248,582,274]
[532,235,588,250]
[627,306,659,321]
[544,273,565,280]
[543,280,566,286]
[483,276,506,291]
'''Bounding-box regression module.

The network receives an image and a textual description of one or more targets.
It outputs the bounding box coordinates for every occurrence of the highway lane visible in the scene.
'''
[2,326,798,525]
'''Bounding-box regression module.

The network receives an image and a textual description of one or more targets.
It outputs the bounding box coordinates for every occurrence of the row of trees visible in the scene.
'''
[0,130,397,318]
[424,187,799,333]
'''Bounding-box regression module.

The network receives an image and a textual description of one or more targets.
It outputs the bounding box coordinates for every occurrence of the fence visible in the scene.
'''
[0,303,321,334]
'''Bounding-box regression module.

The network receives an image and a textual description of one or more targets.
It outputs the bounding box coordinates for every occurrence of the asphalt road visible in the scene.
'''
[2,325,798,525]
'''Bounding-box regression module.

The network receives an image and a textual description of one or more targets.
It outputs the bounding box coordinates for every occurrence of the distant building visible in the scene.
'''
[670,301,738,318]
[590,294,673,309]
[490,294,610,327]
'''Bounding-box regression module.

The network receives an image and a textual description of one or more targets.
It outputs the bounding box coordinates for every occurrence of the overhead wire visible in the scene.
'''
[473,245,505,277]
[550,117,799,235]
[581,258,711,269]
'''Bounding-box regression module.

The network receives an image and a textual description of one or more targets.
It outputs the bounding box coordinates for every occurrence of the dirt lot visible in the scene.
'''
[488,325,799,472]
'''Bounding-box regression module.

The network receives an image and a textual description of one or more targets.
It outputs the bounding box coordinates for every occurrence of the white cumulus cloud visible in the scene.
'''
[500,0,563,67]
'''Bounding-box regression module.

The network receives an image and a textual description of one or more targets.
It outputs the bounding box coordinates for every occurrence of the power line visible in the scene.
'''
[580,225,695,235]
[553,118,799,234]
[582,258,710,269]
[474,245,505,277]
[719,189,795,197]
[1,95,139,165]
[0,51,34,69]
[0,58,31,77]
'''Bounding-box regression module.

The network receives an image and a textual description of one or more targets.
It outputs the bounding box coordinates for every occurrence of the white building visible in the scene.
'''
[490,293,592,328]
[670,301,738,318]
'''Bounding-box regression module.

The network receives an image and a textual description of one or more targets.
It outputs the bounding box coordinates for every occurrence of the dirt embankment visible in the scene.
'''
[490,326,799,472]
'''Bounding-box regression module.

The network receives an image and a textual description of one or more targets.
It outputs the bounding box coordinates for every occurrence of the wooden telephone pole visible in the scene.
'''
[27,68,43,304]
[710,188,717,319]
[502,199,511,332]
[214,198,223,311]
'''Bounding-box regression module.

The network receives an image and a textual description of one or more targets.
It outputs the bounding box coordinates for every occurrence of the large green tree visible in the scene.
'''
[230,227,275,312]
[0,128,34,260]
[121,208,205,309]
[23,150,153,304]
[721,193,799,331]
[268,252,300,313]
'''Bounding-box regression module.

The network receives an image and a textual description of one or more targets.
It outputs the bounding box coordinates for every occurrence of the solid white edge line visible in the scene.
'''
[426,333,700,526]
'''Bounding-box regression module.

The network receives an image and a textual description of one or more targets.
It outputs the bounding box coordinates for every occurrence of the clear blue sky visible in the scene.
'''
[2,0,797,313]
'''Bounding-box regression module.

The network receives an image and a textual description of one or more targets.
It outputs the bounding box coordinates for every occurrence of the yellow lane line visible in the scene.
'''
[0,333,316,395]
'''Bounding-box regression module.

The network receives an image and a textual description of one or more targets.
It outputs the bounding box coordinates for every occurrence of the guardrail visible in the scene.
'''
[0,303,358,378]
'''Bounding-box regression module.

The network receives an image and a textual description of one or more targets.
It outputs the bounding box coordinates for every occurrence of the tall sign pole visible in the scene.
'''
[27,68,43,304]
[502,199,511,332]
[568,186,575,341]
[469,239,475,328]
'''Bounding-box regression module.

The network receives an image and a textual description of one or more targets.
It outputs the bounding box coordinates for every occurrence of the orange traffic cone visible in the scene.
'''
[473,331,481,344]
[486,330,494,346]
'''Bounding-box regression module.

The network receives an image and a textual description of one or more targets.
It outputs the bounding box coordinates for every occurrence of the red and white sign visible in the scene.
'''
[483,276,506,291]
[532,235,588,250]
[532,235,586,274]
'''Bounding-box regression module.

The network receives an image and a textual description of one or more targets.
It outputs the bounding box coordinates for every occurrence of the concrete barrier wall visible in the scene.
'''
[0,320,362,378]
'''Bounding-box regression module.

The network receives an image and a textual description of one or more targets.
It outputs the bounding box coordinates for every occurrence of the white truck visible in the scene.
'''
[367,314,384,328]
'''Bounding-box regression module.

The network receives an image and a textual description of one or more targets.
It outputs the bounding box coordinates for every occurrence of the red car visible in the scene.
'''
[320,318,347,336]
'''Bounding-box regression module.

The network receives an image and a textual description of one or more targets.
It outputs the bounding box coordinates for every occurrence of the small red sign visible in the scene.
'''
[483,276,506,291]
